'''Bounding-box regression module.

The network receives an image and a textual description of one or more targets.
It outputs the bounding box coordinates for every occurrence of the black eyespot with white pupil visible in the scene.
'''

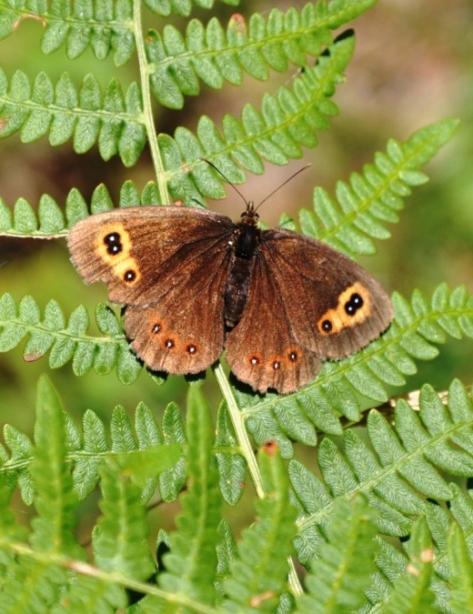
[272,361,281,371]
[152,323,161,334]
[288,351,298,362]
[124,270,136,282]
[104,232,122,255]
[186,344,197,355]
[322,320,332,332]
[164,339,174,349]
[344,292,364,316]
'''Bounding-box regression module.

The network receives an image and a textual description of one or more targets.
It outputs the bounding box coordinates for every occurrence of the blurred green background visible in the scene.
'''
[0,0,472,518]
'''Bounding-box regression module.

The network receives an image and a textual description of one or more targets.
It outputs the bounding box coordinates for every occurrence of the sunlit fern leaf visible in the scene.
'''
[297,496,378,614]
[159,31,355,204]
[30,376,84,559]
[291,380,473,568]
[145,0,377,108]
[142,387,222,610]
[93,462,156,581]
[299,119,459,256]
[0,70,145,167]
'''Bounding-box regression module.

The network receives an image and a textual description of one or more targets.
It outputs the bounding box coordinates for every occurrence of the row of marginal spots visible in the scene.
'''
[317,282,371,335]
[247,346,301,372]
[95,222,141,285]
[150,316,200,358]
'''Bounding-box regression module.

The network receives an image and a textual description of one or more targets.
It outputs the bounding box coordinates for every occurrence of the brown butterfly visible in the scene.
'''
[68,199,392,394]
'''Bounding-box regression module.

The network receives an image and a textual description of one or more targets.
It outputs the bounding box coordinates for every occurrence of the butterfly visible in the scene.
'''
[67,200,392,394]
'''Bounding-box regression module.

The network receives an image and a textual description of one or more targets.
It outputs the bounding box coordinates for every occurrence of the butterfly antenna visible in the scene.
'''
[254,164,312,212]
[200,158,249,208]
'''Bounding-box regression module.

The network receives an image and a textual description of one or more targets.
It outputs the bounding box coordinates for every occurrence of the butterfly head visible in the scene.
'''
[240,201,260,226]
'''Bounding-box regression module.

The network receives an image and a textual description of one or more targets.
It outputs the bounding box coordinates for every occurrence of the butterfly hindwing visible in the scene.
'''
[259,229,393,359]
[225,254,323,394]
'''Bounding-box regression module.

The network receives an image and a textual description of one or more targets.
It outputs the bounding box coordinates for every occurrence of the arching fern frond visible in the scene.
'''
[290,379,473,566]
[0,392,244,507]
[299,118,459,257]
[159,30,354,202]
[222,442,298,613]
[145,0,374,108]
[297,496,379,614]
[0,70,145,167]
[143,387,222,610]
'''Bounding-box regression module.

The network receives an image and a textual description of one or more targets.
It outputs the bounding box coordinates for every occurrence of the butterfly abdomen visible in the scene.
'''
[224,223,261,328]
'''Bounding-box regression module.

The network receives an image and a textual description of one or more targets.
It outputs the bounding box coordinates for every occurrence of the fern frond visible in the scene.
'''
[147,387,221,609]
[0,1,135,66]
[223,442,298,613]
[159,30,354,204]
[93,461,155,581]
[290,379,473,565]
[0,398,183,506]
[50,577,126,614]
[242,284,473,455]
[376,518,435,614]
[448,522,473,613]
[296,496,378,614]
[215,403,247,505]
[0,70,145,167]
[30,376,84,559]
[299,118,459,256]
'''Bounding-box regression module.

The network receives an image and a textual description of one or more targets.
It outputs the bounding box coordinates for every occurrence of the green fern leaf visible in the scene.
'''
[297,496,378,614]
[292,380,473,568]
[158,402,187,501]
[159,31,355,205]
[299,119,459,256]
[0,69,145,166]
[215,403,247,506]
[50,577,126,614]
[378,518,435,614]
[223,442,298,613]
[93,462,155,581]
[143,388,221,611]
[449,523,473,613]
[30,376,83,558]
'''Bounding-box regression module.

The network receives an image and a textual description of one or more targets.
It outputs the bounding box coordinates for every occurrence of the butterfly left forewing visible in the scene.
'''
[260,228,393,359]
[67,206,233,306]
[225,255,322,394]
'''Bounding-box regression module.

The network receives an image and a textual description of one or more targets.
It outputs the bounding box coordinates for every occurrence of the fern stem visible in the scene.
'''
[213,363,303,596]
[133,0,171,205]
[213,363,264,499]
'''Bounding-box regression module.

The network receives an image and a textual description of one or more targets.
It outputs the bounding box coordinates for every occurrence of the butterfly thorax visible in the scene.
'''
[224,210,261,329]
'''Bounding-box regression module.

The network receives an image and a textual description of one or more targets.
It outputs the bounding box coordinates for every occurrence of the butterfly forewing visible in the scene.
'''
[67,206,234,307]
